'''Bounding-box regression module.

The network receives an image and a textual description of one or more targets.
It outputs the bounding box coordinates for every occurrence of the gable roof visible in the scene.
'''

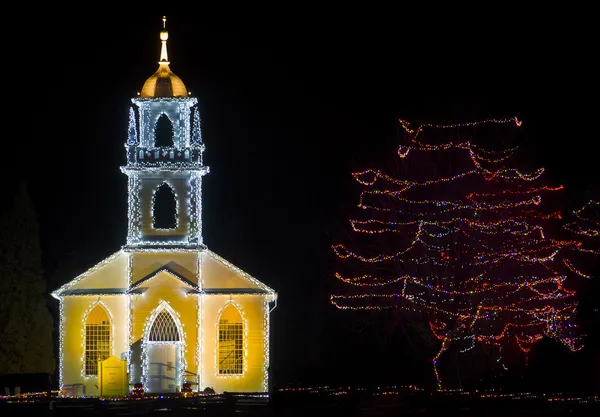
[51,248,277,299]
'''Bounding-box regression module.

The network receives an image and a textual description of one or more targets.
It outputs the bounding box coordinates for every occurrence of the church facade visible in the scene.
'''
[52,19,277,396]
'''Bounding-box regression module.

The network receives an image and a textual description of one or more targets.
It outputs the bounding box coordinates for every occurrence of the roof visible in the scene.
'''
[140,65,188,98]
[51,248,276,299]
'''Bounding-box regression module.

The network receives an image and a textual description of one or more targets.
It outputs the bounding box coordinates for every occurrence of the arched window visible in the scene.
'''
[154,114,174,147]
[149,310,180,342]
[218,304,244,375]
[85,304,111,376]
[153,183,177,229]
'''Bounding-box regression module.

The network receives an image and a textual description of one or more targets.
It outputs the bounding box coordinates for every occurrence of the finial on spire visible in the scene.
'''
[159,16,170,64]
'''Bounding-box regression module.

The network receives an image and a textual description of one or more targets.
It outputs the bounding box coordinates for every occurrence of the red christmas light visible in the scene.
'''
[332,117,592,389]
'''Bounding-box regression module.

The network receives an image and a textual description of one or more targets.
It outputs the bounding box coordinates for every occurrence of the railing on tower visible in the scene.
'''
[126,146,204,165]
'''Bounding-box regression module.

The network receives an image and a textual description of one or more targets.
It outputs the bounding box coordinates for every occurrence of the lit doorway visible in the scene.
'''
[145,310,181,393]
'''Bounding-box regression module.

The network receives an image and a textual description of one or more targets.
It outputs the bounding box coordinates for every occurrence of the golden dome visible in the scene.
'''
[140,17,188,98]
[140,65,188,98]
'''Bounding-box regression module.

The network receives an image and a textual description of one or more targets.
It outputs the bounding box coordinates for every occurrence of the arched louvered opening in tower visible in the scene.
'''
[149,310,180,342]
[153,183,177,229]
[85,304,111,376]
[154,113,174,147]
[218,304,244,375]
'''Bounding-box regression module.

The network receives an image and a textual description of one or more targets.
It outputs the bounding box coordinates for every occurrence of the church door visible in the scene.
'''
[146,310,181,393]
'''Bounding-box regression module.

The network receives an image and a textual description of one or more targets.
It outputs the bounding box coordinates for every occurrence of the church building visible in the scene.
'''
[51,18,277,396]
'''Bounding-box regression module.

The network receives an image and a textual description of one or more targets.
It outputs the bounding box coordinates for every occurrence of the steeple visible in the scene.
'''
[140,16,188,98]
[122,18,208,248]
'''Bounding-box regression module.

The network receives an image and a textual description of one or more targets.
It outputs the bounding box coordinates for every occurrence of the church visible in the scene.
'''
[51,18,277,397]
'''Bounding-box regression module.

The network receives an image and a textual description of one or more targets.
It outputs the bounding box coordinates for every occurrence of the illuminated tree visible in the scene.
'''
[564,200,600,243]
[564,201,600,369]
[332,118,587,389]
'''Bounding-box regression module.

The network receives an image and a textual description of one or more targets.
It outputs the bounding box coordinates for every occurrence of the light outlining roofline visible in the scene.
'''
[204,249,276,298]
[51,250,125,299]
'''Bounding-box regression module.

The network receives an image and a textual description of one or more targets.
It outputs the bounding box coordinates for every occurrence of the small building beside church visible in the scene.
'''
[52,18,277,396]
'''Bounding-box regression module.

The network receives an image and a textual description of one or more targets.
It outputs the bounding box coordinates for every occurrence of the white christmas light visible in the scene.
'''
[127,107,138,146]
[191,107,202,146]
[58,298,64,391]
[150,181,180,231]
[52,251,125,299]
[202,250,276,294]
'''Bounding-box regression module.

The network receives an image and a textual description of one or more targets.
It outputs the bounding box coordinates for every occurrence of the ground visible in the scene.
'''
[1,387,599,416]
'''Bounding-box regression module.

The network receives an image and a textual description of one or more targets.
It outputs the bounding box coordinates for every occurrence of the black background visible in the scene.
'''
[6,12,598,390]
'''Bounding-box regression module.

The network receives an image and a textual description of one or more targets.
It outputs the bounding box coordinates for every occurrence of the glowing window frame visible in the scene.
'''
[153,112,175,148]
[151,181,179,231]
[215,301,248,378]
[81,301,114,378]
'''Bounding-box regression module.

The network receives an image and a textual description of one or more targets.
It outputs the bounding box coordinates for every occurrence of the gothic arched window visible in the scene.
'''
[218,304,244,375]
[149,310,180,342]
[154,114,174,147]
[153,183,177,229]
[85,304,111,376]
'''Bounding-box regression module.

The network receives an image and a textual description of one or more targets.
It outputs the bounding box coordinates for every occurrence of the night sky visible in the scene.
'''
[9,14,598,389]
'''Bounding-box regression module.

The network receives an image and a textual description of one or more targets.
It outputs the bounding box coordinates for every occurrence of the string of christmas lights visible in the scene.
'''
[333,117,593,389]
[564,201,600,240]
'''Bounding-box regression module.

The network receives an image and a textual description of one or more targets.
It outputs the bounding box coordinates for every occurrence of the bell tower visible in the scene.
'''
[121,17,208,248]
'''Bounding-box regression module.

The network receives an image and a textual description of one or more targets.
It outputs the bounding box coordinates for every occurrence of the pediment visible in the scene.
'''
[128,266,198,293]
[52,248,276,299]
[129,251,199,286]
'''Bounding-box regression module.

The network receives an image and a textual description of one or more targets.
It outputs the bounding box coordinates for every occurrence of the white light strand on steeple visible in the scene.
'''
[128,107,138,146]
[192,107,202,145]
[151,181,180,231]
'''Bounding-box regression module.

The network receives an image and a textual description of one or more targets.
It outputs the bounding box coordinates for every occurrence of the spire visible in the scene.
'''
[139,16,188,98]
[159,16,170,64]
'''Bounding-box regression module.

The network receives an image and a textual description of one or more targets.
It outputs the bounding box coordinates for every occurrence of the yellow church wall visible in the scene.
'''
[130,251,199,285]
[129,271,200,380]
[68,251,128,290]
[200,295,269,393]
[61,295,128,396]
